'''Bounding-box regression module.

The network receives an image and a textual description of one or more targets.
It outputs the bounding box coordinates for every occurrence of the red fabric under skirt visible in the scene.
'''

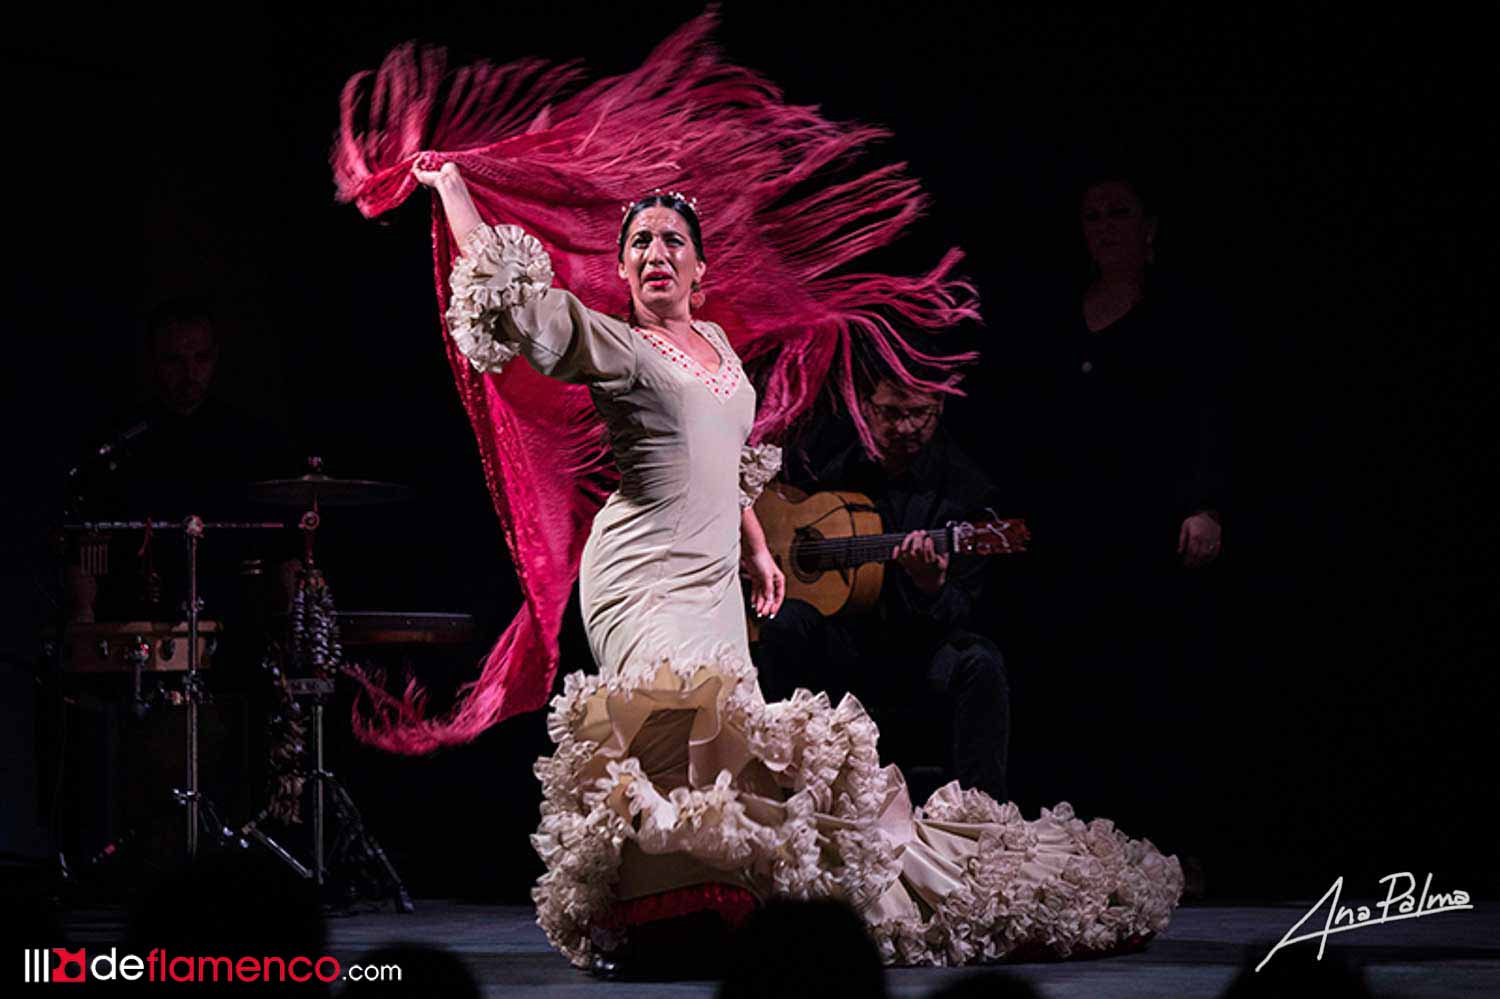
[595,883,759,932]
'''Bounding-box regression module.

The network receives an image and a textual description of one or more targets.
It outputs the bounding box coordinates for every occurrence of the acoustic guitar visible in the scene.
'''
[750,483,1030,627]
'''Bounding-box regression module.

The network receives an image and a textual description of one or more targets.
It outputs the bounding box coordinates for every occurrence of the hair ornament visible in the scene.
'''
[621,187,702,219]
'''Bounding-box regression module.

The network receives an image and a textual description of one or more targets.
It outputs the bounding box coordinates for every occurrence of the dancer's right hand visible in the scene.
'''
[411,159,459,188]
[411,160,484,246]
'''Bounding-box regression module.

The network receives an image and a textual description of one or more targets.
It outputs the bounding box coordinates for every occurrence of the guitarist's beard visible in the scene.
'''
[877,435,925,469]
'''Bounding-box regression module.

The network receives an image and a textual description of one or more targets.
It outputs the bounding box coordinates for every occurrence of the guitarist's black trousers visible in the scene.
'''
[753,597,1010,803]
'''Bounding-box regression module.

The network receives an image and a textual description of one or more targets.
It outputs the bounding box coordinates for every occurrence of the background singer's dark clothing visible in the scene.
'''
[1000,279,1233,852]
[754,429,1010,801]
[1019,282,1232,577]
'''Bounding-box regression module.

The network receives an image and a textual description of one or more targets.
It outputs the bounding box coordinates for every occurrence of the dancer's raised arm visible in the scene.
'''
[413,162,639,393]
[412,161,484,245]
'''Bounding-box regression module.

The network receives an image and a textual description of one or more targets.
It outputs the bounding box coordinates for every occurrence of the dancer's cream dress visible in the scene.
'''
[447,223,1183,967]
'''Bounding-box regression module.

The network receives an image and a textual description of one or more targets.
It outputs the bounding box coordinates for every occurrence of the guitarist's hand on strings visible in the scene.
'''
[894,531,948,595]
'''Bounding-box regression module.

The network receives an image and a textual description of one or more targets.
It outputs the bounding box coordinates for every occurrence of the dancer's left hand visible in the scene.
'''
[744,547,785,619]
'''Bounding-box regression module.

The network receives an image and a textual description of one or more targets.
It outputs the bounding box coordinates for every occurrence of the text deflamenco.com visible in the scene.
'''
[22,947,402,985]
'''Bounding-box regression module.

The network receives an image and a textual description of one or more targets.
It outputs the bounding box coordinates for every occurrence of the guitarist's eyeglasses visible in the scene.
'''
[868,403,941,430]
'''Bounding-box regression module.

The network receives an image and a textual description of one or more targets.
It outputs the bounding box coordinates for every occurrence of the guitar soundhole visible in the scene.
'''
[789,528,825,583]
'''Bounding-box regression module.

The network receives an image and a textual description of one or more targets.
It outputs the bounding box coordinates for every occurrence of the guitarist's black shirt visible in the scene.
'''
[808,428,1003,648]
[763,429,1010,793]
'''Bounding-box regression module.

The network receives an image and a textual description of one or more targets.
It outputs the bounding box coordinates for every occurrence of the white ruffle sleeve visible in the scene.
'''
[445,223,639,394]
[738,443,782,509]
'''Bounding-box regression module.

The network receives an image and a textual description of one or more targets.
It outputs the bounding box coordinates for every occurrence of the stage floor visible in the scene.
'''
[66,899,1499,997]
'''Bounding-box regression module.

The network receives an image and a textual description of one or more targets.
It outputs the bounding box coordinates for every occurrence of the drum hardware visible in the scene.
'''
[255,633,412,911]
[49,457,415,911]
[245,458,414,913]
[125,636,151,720]
[180,515,228,859]
[65,621,222,674]
[60,517,283,868]
[287,677,335,697]
[236,805,314,879]
[248,457,414,509]
[183,514,206,858]
[67,519,287,532]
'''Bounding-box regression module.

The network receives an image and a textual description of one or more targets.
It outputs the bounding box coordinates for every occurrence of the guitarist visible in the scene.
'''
[754,374,1011,802]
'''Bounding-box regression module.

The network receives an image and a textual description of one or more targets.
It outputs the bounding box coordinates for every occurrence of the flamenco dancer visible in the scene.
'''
[334,13,1182,969]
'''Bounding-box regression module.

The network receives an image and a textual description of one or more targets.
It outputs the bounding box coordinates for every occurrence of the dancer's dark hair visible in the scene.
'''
[618,192,707,262]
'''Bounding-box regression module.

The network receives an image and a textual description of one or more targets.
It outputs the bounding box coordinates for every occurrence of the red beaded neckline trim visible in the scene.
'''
[634,322,742,401]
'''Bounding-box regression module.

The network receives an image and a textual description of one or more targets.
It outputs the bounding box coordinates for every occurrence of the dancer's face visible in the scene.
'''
[618,207,706,318]
[1080,181,1156,272]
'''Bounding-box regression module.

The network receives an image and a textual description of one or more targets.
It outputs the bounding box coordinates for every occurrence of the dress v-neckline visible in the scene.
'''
[634,322,741,402]
[638,322,722,375]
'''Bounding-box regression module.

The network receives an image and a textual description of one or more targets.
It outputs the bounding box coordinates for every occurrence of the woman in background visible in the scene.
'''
[1017,174,1230,890]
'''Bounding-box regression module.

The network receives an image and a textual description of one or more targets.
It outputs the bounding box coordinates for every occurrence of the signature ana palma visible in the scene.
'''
[1258,872,1473,972]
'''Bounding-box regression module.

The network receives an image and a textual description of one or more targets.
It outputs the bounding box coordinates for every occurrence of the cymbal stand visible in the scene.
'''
[183,517,204,855]
[297,502,412,911]
[244,492,411,911]
[300,505,325,885]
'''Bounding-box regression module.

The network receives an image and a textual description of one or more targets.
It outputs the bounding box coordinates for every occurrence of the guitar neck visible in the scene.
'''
[800,527,952,571]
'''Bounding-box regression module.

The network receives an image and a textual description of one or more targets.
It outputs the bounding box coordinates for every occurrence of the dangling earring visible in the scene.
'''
[690,279,705,311]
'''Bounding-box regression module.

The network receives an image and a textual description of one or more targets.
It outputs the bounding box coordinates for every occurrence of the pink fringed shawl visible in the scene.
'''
[332,11,980,753]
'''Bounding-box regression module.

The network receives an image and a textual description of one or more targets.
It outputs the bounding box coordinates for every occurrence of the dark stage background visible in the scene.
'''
[3,3,1492,904]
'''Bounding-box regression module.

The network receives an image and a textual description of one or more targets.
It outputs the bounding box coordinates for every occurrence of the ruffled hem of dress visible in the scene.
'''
[529,646,1182,969]
[531,644,898,967]
[866,789,1184,966]
[444,223,554,373]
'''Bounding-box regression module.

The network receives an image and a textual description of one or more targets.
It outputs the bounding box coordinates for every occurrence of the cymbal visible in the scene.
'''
[248,473,413,508]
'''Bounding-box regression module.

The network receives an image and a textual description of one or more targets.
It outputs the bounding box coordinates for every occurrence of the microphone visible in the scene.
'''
[96,420,152,460]
[68,420,152,478]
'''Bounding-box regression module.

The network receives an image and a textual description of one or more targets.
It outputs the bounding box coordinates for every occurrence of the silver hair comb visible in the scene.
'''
[621,188,701,217]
